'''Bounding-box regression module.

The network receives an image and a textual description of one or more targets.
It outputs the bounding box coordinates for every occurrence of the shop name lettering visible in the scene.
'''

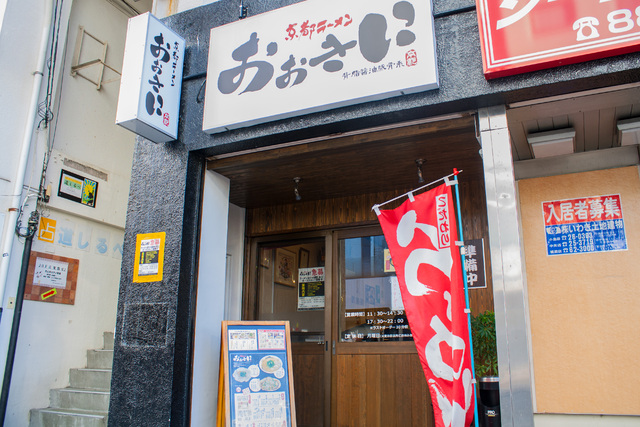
[145,33,181,126]
[217,1,420,96]
[544,195,622,225]
[497,0,640,42]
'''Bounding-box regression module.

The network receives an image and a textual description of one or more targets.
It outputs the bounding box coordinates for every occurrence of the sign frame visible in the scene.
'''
[476,0,640,79]
[218,320,297,427]
[58,169,99,208]
[25,251,79,305]
[203,0,439,134]
[542,193,628,256]
[116,12,185,143]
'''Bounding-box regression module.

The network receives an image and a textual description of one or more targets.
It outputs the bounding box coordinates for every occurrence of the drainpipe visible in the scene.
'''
[0,211,38,424]
[0,0,53,318]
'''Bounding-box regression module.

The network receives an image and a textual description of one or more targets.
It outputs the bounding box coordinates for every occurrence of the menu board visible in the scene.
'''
[219,321,297,427]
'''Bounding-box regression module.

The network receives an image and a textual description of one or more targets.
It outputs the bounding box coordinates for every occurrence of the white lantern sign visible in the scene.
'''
[116,13,185,143]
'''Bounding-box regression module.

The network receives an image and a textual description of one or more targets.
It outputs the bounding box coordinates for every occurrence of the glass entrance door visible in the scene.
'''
[254,236,329,427]
[333,227,434,426]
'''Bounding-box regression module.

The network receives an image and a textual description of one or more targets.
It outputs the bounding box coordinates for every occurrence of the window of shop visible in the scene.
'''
[338,235,413,343]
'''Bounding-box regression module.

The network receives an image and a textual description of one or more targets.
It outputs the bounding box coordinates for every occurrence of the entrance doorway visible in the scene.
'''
[216,113,489,426]
[248,228,436,427]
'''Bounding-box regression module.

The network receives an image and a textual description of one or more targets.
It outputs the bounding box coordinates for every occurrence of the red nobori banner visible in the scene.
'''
[476,0,640,78]
[376,184,474,427]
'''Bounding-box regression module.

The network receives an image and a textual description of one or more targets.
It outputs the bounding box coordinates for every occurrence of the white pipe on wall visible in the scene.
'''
[0,0,54,309]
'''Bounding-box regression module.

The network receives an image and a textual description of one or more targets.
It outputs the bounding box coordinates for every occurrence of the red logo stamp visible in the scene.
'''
[163,112,170,127]
[406,49,418,67]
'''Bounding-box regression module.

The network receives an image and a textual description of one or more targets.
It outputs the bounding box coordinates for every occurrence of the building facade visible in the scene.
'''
[81,0,640,426]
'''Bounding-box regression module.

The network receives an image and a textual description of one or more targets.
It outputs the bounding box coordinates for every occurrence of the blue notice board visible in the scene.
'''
[219,321,296,427]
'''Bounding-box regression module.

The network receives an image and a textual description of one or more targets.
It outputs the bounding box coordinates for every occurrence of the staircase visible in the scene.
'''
[29,332,114,427]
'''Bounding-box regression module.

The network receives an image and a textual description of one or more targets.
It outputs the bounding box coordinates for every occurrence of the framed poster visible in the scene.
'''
[58,169,98,208]
[25,251,79,305]
[218,321,297,427]
[133,232,166,283]
[275,248,297,287]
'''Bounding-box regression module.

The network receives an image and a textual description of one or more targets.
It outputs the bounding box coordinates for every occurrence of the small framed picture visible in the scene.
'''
[274,248,297,287]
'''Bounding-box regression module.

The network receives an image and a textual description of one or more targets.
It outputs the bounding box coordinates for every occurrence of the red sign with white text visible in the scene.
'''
[377,184,474,427]
[543,194,623,226]
[476,0,640,78]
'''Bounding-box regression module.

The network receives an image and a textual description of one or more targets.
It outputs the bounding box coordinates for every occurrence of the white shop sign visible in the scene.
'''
[116,13,185,143]
[203,0,439,134]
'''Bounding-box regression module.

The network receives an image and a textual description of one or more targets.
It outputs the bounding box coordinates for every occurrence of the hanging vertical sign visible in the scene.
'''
[133,232,165,282]
[464,238,486,289]
[543,194,627,256]
[376,183,474,427]
[476,0,640,78]
[203,0,438,134]
[116,12,185,143]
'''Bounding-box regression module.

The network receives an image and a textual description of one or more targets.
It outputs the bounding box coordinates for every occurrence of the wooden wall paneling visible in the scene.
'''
[364,356,382,426]
[458,178,494,315]
[410,355,434,426]
[336,354,432,427]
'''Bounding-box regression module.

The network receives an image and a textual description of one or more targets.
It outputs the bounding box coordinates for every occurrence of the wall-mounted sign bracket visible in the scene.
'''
[71,26,121,90]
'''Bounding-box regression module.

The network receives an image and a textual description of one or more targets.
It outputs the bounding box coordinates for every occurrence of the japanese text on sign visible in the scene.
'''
[464,238,486,289]
[33,257,69,289]
[203,0,438,133]
[116,13,185,143]
[543,194,628,255]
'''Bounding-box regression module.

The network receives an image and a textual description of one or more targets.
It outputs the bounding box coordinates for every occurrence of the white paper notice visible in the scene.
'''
[33,257,69,289]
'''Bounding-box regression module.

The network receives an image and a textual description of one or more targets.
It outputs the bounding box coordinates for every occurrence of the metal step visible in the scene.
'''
[50,388,110,412]
[29,407,107,427]
[69,369,111,391]
[86,349,113,370]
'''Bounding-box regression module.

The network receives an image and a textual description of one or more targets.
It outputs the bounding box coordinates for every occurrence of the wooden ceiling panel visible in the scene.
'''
[208,115,483,208]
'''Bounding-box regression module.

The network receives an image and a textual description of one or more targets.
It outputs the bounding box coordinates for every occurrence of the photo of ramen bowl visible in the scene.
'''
[259,355,283,374]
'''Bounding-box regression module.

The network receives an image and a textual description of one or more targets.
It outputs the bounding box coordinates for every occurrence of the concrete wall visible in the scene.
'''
[0,0,138,423]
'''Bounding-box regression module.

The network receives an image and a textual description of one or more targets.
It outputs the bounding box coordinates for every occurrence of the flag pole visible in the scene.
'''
[372,170,461,213]
[450,168,480,427]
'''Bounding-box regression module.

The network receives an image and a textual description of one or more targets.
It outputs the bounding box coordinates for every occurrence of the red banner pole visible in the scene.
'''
[450,168,480,427]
